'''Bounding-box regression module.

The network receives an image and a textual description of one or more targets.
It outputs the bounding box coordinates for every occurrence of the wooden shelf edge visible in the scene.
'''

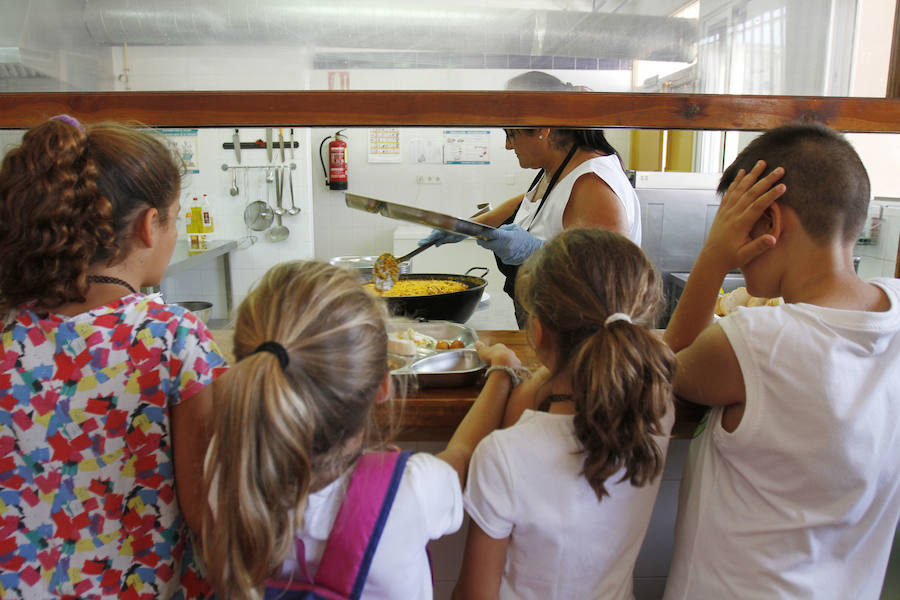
[2,91,900,133]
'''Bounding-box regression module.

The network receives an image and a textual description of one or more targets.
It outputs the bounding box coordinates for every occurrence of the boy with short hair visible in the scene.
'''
[663,122,900,599]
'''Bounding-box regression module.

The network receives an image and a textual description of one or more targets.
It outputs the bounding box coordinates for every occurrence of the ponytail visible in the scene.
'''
[517,228,676,502]
[203,261,390,599]
[570,322,675,500]
[571,129,619,157]
[204,355,315,599]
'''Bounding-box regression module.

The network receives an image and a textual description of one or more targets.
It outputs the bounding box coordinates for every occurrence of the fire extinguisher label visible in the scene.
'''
[328,140,348,189]
[329,148,345,176]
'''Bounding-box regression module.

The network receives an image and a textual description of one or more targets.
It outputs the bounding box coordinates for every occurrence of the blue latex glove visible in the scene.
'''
[418,228,466,247]
[477,224,545,265]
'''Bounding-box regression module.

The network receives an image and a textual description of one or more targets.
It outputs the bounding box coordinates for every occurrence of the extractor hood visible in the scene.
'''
[1,0,113,92]
[1,0,698,92]
[82,0,697,62]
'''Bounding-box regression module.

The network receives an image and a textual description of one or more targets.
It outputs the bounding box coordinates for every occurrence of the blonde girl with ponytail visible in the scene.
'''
[454,228,676,600]
[203,260,521,600]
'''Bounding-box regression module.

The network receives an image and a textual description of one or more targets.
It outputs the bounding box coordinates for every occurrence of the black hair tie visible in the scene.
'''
[252,341,290,370]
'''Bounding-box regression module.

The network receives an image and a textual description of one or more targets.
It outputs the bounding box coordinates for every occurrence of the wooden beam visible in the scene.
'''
[888,0,900,98]
[2,91,900,132]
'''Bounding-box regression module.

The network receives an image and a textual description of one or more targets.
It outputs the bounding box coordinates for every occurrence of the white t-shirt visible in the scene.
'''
[664,278,900,600]
[281,452,463,599]
[465,408,673,600]
[513,154,641,246]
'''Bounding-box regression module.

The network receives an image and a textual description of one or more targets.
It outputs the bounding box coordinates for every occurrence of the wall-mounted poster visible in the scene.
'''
[443,130,490,164]
[368,128,402,163]
[158,128,199,173]
[409,137,443,164]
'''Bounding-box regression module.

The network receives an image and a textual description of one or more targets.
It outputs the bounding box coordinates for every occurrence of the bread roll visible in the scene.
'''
[716,287,752,316]
[715,286,783,316]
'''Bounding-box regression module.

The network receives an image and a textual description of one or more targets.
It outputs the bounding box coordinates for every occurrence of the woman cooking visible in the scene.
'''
[420,71,642,326]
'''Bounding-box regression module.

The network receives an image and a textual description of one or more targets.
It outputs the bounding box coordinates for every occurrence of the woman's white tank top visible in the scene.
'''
[513,154,641,245]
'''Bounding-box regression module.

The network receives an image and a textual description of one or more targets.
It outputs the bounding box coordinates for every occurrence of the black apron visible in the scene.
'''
[496,144,579,327]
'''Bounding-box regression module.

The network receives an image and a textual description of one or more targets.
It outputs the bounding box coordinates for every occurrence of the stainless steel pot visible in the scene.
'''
[174,301,213,324]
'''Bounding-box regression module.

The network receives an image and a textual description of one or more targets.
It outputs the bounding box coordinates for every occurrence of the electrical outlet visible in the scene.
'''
[416,175,441,184]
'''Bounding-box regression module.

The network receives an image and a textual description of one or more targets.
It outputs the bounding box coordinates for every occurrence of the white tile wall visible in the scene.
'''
[159,127,317,321]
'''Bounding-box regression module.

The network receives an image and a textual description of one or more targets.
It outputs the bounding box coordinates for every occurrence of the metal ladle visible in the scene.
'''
[286,167,300,215]
[270,169,284,216]
[267,168,290,242]
[372,241,438,291]
[229,169,240,196]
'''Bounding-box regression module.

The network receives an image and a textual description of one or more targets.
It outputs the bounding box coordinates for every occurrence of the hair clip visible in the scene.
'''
[251,341,290,370]
[604,313,632,327]
[49,114,85,133]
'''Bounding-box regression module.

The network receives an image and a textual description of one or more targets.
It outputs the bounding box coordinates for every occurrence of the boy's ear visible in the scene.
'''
[751,203,783,240]
[134,208,160,249]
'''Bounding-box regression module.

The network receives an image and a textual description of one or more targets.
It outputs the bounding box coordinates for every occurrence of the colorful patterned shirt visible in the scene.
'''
[0,294,228,598]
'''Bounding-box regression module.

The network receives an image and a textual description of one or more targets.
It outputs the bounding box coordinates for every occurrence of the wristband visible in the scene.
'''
[484,365,530,388]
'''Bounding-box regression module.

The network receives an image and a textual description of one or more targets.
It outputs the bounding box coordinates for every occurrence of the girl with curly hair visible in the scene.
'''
[0,116,227,598]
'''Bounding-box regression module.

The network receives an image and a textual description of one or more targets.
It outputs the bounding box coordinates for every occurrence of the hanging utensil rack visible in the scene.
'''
[220,163,298,171]
[222,141,299,150]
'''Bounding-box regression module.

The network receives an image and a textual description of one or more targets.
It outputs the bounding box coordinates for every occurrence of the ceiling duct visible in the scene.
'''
[1,0,112,91]
[83,0,697,62]
[0,1,50,89]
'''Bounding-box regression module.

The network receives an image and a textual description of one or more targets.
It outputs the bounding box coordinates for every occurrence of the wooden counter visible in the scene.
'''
[210,328,704,441]
[376,330,542,441]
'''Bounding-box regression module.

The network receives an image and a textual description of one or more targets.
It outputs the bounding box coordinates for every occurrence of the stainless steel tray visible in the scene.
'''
[410,349,486,388]
[346,193,496,240]
[387,319,479,359]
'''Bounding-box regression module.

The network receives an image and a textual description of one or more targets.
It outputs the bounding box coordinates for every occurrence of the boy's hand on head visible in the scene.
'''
[701,160,785,274]
[475,341,521,369]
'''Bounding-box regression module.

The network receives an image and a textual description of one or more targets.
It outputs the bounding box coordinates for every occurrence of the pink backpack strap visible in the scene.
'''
[313,449,411,598]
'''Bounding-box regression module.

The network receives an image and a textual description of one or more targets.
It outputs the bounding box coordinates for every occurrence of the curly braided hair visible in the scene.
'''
[0,119,181,312]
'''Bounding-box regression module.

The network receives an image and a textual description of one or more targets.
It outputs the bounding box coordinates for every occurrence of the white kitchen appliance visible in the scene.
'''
[633,171,726,325]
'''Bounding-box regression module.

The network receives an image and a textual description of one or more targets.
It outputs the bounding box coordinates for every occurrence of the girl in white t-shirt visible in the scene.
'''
[454,229,677,600]
[202,260,520,600]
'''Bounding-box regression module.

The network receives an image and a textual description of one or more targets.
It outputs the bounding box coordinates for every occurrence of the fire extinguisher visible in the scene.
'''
[319,129,348,190]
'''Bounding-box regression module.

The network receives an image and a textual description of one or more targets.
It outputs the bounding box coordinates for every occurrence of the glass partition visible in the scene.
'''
[0,0,881,97]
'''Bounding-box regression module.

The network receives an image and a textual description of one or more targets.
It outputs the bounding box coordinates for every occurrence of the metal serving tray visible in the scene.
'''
[410,349,486,388]
[387,319,479,359]
[345,193,496,240]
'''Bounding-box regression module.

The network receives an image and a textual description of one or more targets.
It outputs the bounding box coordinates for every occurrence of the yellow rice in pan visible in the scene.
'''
[364,280,469,297]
